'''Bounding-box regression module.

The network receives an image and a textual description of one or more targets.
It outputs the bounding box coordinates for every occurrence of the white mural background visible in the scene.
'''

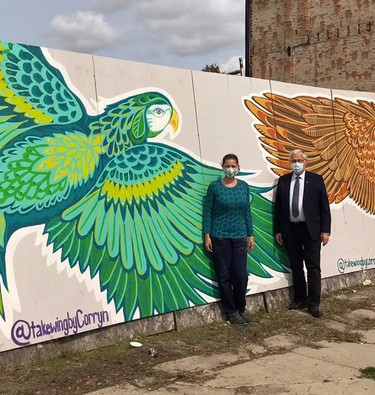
[0,43,374,352]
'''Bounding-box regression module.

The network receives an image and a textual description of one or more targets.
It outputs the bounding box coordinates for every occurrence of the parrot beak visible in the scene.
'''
[169,108,179,133]
[152,107,181,141]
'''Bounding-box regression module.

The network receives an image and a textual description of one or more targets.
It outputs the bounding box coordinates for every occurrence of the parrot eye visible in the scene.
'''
[149,105,167,118]
[146,103,172,133]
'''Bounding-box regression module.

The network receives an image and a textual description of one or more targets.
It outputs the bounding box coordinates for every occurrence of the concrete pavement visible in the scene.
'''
[87,288,375,395]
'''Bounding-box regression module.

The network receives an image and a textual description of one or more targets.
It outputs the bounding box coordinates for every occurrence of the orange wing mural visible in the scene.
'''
[244,93,375,214]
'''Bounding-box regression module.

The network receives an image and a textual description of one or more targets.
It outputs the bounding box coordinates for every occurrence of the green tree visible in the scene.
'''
[201,63,221,73]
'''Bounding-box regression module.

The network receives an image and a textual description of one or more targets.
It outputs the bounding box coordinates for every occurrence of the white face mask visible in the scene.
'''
[223,166,238,178]
[291,162,304,174]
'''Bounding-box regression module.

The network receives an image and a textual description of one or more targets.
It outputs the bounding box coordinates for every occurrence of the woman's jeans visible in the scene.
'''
[211,237,248,315]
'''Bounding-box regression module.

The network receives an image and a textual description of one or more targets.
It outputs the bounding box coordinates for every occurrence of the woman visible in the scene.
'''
[203,153,255,325]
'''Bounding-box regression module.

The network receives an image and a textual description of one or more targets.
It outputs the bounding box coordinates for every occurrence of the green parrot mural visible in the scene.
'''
[0,40,289,325]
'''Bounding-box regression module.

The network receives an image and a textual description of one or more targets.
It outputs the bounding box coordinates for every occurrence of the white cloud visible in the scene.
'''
[138,0,244,56]
[42,1,245,70]
[50,11,121,53]
[220,55,243,73]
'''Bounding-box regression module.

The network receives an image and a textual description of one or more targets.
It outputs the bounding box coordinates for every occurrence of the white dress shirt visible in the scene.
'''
[289,171,306,222]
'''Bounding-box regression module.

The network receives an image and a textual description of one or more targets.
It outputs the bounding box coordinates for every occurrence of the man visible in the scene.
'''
[274,149,331,318]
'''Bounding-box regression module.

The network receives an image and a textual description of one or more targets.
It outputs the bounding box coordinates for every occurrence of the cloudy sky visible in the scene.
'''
[0,0,245,73]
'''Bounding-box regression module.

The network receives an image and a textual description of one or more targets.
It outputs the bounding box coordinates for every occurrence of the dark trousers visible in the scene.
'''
[284,223,321,308]
[212,237,248,315]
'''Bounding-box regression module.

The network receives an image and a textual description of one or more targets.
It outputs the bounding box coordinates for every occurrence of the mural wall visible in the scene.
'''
[0,40,374,352]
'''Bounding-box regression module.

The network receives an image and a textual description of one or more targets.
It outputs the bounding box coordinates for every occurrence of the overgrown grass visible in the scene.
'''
[1,284,375,394]
[360,366,375,380]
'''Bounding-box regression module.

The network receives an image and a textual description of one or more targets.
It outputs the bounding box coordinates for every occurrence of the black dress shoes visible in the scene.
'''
[289,301,307,310]
[308,306,322,318]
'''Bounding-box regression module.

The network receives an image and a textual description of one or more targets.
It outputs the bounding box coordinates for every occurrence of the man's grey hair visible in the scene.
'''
[289,149,307,161]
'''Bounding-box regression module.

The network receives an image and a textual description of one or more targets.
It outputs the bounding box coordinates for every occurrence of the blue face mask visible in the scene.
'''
[223,167,238,178]
[291,162,304,174]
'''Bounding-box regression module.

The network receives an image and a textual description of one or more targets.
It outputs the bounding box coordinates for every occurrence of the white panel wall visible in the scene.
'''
[1,42,374,352]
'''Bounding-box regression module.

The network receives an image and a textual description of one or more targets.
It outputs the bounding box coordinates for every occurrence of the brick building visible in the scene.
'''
[246,0,375,91]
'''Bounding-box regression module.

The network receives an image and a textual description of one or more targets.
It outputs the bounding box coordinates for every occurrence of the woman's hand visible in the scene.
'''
[247,236,255,252]
[204,234,213,252]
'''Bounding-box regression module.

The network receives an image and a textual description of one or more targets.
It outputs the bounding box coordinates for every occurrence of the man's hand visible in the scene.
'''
[275,233,283,246]
[204,234,213,252]
[321,233,330,246]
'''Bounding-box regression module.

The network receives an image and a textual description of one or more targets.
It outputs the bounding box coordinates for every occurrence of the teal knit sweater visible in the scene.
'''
[203,179,253,238]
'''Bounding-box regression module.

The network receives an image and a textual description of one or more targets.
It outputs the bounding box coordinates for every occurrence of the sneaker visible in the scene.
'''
[228,311,248,325]
[239,310,254,325]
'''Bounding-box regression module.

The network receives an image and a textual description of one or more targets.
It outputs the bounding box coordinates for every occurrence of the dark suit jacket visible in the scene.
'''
[274,171,331,241]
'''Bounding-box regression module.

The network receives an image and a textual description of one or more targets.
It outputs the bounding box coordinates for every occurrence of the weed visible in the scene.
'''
[360,366,375,380]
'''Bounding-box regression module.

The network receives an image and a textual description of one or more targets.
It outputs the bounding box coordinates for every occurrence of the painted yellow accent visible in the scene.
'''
[0,47,53,125]
[0,211,5,248]
[102,161,184,204]
[36,133,102,185]
[169,108,179,132]
[3,97,53,124]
